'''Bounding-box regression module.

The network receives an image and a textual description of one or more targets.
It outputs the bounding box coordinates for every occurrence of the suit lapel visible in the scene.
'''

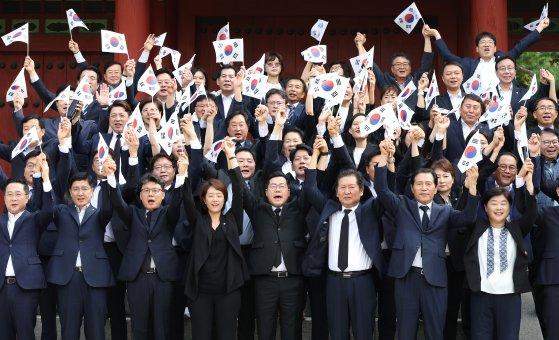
[11,211,30,239]
[407,199,423,231]
[80,205,97,226]
[0,215,8,241]
[69,206,80,226]
[429,203,442,229]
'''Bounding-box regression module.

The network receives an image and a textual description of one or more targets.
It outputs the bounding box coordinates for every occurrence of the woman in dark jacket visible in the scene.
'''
[182,137,249,340]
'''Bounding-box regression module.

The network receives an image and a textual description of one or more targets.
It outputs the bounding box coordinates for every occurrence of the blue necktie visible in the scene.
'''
[487,228,494,277]
[499,228,508,272]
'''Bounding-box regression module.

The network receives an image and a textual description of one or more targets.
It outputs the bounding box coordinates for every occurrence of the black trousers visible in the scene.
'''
[470,291,521,340]
[104,242,128,340]
[189,289,241,340]
[306,274,329,340]
[39,257,58,340]
[444,256,469,340]
[0,282,40,340]
[378,250,396,340]
[254,275,305,340]
[237,278,256,340]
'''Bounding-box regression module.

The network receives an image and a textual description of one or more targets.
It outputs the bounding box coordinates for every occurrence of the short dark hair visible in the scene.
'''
[475,32,497,46]
[139,173,165,192]
[541,127,559,140]
[24,149,42,165]
[219,64,238,77]
[328,60,353,78]
[410,168,438,187]
[194,93,217,107]
[155,67,176,80]
[460,94,486,113]
[21,114,45,130]
[225,111,249,127]
[77,65,102,83]
[6,178,29,194]
[108,100,131,116]
[390,52,411,66]
[235,146,256,160]
[200,179,228,210]
[265,88,288,103]
[56,84,76,96]
[531,97,559,114]
[282,126,305,141]
[284,76,308,93]
[265,51,284,75]
[481,186,512,207]
[266,171,289,188]
[336,169,364,189]
[289,144,313,162]
[68,172,94,189]
[381,85,400,98]
[430,159,455,179]
[442,61,463,73]
[496,152,519,166]
[190,67,208,88]
[103,61,123,74]
[139,97,163,115]
[495,55,516,71]
[150,153,176,172]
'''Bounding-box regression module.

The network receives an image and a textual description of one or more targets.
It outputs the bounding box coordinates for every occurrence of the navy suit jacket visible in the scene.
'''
[0,186,53,289]
[444,118,491,164]
[0,137,60,181]
[496,82,549,114]
[434,29,542,80]
[47,182,114,287]
[374,166,480,287]
[302,169,385,277]
[536,204,559,285]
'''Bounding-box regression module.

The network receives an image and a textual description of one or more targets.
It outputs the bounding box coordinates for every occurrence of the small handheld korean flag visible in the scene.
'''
[44,85,71,112]
[216,23,230,41]
[159,47,181,69]
[457,131,483,173]
[154,32,167,47]
[310,19,328,43]
[190,85,207,103]
[349,46,374,76]
[301,45,327,64]
[125,104,147,138]
[517,122,529,164]
[108,81,127,105]
[137,65,160,97]
[359,103,394,135]
[12,126,40,159]
[97,133,109,173]
[74,75,94,105]
[213,38,244,63]
[158,111,181,155]
[172,54,196,81]
[524,3,548,31]
[424,71,440,108]
[2,23,29,47]
[383,110,400,139]
[66,9,89,37]
[398,81,417,102]
[395,3,423,34]
[6,68,28,102]
[397,99,415,130]
[205,140,224,163]
[101,29,128,57]
[463,70,485,96]
[246,53,265,75]
[520,74,538,102]
[353,68,368,93]
[311,73,350,107]
[242,74,268,100]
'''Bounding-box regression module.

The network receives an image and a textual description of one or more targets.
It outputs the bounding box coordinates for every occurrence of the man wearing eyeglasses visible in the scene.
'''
[530,98,559,136]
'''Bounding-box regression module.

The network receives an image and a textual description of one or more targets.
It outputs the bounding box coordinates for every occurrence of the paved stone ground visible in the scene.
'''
[34,293,542,339]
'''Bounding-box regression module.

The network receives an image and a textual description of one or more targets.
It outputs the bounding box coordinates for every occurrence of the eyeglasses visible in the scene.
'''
[157,80,173,86]
[542,139,559,147]
[266,62,281,68]
[5,192,27,198]
[537,105,557,112]
[109,113,128,119]
[498,164,517,172]
[267,101,285,106]
[497,66,515,72]
[153,164,173,171]
[268,184,287,191]
[25,163,36,170]
[392,62,410,68]
[141,188,163,195]
[71,187,91,193]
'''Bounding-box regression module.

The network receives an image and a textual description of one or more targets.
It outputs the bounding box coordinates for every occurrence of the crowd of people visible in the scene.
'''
[2,14,559,340]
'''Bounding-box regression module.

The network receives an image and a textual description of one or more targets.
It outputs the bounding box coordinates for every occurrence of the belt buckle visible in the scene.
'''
[75,266,83,272]
[419,268,424,275]
[342,272,351,279]
[146,268,156,274]
[6,277,16,285]
[277,271,288,278]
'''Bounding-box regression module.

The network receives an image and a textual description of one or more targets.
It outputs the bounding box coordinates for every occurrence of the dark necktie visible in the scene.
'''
[420,205,430,230]
[338,209,352,272]
[287,104,295,120]
[142,211,153,272]
[113,134,122,183]
[273,208,282,267]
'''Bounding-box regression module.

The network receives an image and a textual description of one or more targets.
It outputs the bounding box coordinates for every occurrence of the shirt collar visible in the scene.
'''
[8,211,24,221]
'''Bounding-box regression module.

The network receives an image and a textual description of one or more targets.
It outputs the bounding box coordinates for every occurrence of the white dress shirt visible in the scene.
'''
[478,226,516,294]
[5,211,24,276]
[270,207,288,272]
[411,201,433,268]
[221,94,234,117]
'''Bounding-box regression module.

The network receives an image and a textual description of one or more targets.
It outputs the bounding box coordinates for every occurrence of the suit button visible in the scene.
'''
[274,241,278,244]
[278,228,281,231]
[9,244,12,248]
[148,240,152,243]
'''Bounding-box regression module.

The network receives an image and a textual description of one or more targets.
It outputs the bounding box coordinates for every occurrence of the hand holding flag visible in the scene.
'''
[520,74,538,102]
[457,131,483,173]
[12,126,40,159]
[424,72,440,108]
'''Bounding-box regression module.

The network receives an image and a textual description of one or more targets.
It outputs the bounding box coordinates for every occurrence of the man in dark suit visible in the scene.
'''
[528,97,559,136]
[427,18,549,81]
[303,135,385,340]
[47,171,113,340]
[374,139,480,340]
[0,160,53,340]
[422,61,465,122]
[107,154,188,340]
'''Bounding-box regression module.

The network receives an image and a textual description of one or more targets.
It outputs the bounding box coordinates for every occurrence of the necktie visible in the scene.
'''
[487,228,495,277]
[113,134,122,183]
[142,211,153,272]
[499,228,508,272]
[419,205,430,230]
[273,208,282,267]
[287,104,295,119]
[235,141,242,149]
[338,209,352,272]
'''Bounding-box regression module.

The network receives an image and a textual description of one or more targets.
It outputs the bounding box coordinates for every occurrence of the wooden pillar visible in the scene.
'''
[115,0,150,62]
[471,0,508,54]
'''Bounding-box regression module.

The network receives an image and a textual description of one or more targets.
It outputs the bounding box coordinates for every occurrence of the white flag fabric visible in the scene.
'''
[6,68,28,102]
[126,104,147,138]
[359,103,394,135]
[457,131,483,173]
[172,54,196,81]
[154,32,167,47]
[310,73,349,107]
[310,19,328,42]
[216,23,230,41]
[517,122,529,163]
[242,74,268,100]
[397,99,415,130]
[101,29,128,55]
[394,3,423,34]
[74,75,94,105]
[96,133,109,173]
[189,84,207,103]
[44,85,71,112]
[425,71,440,108]
[213,39,244,63]
[11,126,40,159]
[137,65,160,97]
[66,9,89,31]
[352,68,368,94]
[205,140,225,163]
[246,53,265,75]
[159,46,181,69]
[524,3,548,31]
[398,81,417,102]
[301,45,327,64]
[383,110,400,139]
[2,23,29,46]
[349,47,375,76]
[108,80,127,105]
[520,74,538,102]
[158,111,181,155]
[463,70,487,96]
